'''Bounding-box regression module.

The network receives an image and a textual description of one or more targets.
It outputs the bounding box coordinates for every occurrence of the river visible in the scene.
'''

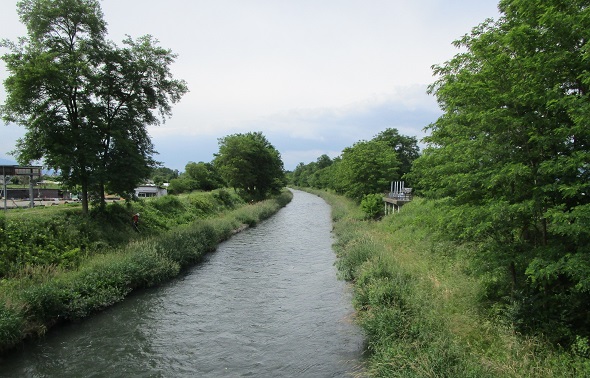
[0,189,365,377]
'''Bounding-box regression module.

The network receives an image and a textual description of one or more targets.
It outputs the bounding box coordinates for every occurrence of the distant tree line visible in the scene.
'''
[289,128,419,202]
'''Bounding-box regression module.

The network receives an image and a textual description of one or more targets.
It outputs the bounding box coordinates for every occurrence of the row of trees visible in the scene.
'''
[290,128,419,201]
[1,0,188,213]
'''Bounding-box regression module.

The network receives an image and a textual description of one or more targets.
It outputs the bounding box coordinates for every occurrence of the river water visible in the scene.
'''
[0,189,365,377]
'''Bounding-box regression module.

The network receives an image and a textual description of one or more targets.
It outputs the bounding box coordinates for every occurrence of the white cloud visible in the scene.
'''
[0,0,501,170]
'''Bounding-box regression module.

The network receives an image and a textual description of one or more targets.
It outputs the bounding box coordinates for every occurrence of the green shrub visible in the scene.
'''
[360,193,384,219]
[0,302,24,351]
[334,235,377,281]
[186,192,217,216]
[212,189,242,209]
[20,280,72,324]
[150,195,185,214]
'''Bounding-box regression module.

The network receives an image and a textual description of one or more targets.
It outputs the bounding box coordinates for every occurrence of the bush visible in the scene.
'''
[360,193,384,219]
[0,303,24,352]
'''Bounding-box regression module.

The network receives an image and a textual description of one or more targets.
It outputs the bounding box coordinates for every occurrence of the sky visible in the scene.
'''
[0,0,501,171]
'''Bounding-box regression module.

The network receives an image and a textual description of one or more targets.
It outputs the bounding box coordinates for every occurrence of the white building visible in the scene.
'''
[134,184,167,198]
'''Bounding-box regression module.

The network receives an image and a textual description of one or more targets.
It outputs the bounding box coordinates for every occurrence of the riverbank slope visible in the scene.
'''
[310,189,589,377]
[0,189,292,353]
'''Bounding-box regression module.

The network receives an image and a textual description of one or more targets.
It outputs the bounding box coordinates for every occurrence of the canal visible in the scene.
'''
[0,189,365,377]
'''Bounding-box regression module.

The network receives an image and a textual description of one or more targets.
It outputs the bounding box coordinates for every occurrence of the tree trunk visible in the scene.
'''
[509,260,517,294]
[81,183,89,214]
[99,181,106,212]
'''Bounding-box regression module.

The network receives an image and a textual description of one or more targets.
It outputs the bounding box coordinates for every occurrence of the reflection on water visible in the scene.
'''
[0,190,365,377]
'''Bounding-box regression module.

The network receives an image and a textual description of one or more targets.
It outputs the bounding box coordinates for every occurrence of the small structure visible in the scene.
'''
[134,184,167,198]
[383,181,412,214]
[1,165,43,210]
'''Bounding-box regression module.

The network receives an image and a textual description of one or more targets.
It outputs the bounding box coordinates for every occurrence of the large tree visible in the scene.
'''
[1,0,187,213]
[214,132,286,200]
[411,0,590,341]
[335,139,399,200]
[184,161,223,191]
[373,128,419,179]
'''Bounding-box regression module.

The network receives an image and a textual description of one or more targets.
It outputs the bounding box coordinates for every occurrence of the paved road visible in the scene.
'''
[1,199,80,209]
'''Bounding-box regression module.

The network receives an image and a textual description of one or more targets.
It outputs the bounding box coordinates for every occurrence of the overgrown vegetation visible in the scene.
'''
[408,0,590,349]
[311,189,590,377]
[290,1,590,365]
[0,189,292,353]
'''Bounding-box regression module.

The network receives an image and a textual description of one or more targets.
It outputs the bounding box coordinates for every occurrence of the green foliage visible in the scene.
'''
[151,167,179,185]
[212,188,241,209]
[313,190,590,377]
[1,0,188,213]
[0,213,87,276]
[373,128,420,182]
[360,193,384,220]
[289,128,413,202]
[149,194,185,214]
[184,161,223,191]
[337,139,399,200]
[334,235,376,281]
[167,176,197,194]
[0,302,24,352]
[408,0,590,346]
[0,190,247,279]
[155,223,218,267]
[221,190,292,228]
[186,192,217,216]
[214,132,286,200]
[167,162,224,194]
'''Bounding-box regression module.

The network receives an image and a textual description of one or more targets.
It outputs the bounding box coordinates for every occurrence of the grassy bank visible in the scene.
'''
[308,189,590,377]
[0,189,292,353]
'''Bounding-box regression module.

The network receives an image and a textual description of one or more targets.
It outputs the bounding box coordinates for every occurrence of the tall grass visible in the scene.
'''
[308,189,590,377]
[0,189,245,277]
[0,189,292,353]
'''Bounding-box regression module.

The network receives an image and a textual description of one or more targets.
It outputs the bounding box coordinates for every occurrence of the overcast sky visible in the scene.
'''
[0,0,501,171]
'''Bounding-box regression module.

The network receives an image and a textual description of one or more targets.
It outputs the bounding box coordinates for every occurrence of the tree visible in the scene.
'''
[151,166,179,185]
[373,128,420,180]
[316,154,333,170]
[214,132,286,200]
[335,139,399,200]
[411,0,590,341]
[184,161,223,191]
[1,0,187,213]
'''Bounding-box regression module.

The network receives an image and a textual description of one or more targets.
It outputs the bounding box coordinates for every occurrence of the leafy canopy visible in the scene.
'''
[410,0,590,342]
[1,0,188,212]
[214,132,286,200]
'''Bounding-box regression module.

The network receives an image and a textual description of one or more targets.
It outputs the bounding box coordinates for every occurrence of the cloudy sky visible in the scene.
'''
[0,0,501,171]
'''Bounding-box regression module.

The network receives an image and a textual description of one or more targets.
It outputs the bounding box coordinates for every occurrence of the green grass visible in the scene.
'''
[307,189,590,377]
